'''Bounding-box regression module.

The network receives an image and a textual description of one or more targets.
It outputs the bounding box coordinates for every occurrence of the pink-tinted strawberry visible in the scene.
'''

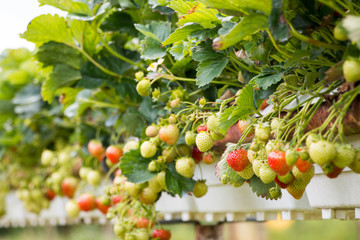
[226,149,249,172]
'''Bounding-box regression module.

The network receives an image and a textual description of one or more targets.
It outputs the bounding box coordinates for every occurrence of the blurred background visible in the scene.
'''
[0,220,359,240]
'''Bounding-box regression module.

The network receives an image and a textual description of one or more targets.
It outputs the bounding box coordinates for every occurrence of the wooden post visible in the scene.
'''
[195,223,224,240]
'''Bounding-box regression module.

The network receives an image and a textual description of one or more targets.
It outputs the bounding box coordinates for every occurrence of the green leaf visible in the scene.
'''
[162,24,203,46]
[135,21,171,42]
[120,149,157,183]
[140,37,167,60]
[196,57,229,86]
[219,84,256,132]
[36,42,82,69]
[39,0,92,15]
[0,100,14,114]
[42,64,81,103]
[252,72,282,90]
[268,0,289,41]
[70,20,100,56]
[284,50,311,68]
[213,13,268,50]
[101,11,137,36]
[168,0,198,15]
[198,0,272,15]
[165,162,196,197]
[169,41,189,61]
[192,43,225,62]
[248,175,277,200]
[177,3,221,28]
[21,14,75,47]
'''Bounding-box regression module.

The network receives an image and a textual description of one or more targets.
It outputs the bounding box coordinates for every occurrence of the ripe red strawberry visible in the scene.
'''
[197,125,207,133]
[61,177,78,198]
[192,146,203,163]
[267,150,292,176]
[226,149,249,172]
[152,229,171,240]
[45,189,56,200]
[95,198,110,214]
[105,145,123,164]
[77,193,96,211]
[136,217,154,229]
[294,158,313,173]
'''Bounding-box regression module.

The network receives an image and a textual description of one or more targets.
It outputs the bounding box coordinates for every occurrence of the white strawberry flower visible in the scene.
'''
[146,58,164,72]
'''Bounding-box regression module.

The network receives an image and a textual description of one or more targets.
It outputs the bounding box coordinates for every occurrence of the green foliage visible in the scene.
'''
[248,175,277,199]
[219,84,256,132]
[120,149,157,183]
[165,162,196,197]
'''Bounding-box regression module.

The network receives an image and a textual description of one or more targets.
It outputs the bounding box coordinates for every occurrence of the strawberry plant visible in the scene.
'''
[3,0,360,238]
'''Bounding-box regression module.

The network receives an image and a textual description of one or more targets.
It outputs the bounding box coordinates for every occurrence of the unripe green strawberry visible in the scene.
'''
[309,140,336,166]
[292,165,314,184]
[177,144,191,156]
[285,149,299,166]
[170,98,180,108]
[145,125,158,137]
[148,176,163,193]
[168,114,177,124]
[247,150,257,164]
[343,59,360,83]
[124,181,140,198]
[265,140,275,155]
[334,22,348,41]
[270,117,284,137]
[159,124,179,145]
[269,187,282,199]
[195,132,214,152]
[139,187,158,204]
[277,172,294,184]
[136,79,151,96]
[306,133,320,149]
[140,141,157,158]
[207,115,226,135]
[299,151,310,161]
[349,149,360,173]
[199,98,206,106]
[237,163,254,179]
[151,172,165,192]
[210,131,225,141]
[193,180,208,198]
[252,159,262,177]
[175,157,196,178]
[148,160,159,172]
[185,131,196,146]
[41,149,55,166]
[123,140,139,153]
[255,123,271,141]
[286,180,306,200]
[259,165,276,184]
[135,71,144,80]
[162,147,177,162]
[333,144,355,169]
